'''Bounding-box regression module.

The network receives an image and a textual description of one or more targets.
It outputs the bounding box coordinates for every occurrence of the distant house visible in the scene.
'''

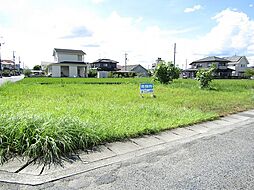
[48,48,88,77]
[183,56,234,78]
[1,60,15,70]
[90,59,119,71]
[120,64,149,77]
[224,56,249,77]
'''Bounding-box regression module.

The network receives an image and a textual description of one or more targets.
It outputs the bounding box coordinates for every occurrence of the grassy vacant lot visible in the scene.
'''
[0,78,254,165]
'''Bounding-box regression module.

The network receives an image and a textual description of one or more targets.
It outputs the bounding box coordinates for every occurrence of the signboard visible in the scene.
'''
[140,83,154,94]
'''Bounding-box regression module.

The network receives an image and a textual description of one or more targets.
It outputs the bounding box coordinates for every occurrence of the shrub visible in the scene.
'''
[24,69,32,77]
[244,68,254,78]
[196,66,215,89]
[2,70,10,77]
[154,62,180,84]
[88,69,97,78]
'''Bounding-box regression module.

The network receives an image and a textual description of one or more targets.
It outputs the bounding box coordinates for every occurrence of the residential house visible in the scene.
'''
[48,48,88,77]
[90,59,119,78]
[224,56,249,77]
[120,64,149,77]
[183,56,234,78]
[91,59,118,71]
[1,60,15,70]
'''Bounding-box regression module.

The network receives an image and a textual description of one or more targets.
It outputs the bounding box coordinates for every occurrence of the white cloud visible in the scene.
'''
[249,4,253,7]
[0,2,254,69]
[195,9,254,58]
[184,5,202,13]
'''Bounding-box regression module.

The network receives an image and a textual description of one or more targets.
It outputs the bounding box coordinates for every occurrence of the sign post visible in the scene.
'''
[140,83,155,98]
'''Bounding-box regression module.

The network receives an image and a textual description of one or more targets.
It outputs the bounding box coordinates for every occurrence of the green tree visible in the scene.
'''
[33,65,41,70]
[88,69,97,78]
[196,65,216,89]
[154,61,181,84]
[244,68,254,78]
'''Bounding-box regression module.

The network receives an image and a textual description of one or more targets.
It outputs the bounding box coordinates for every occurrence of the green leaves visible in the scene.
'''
[154,62,181,84]
[196,65,215,89]
[244,68,254,78]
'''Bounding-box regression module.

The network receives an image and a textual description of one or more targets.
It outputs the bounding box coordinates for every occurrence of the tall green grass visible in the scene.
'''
[0,78,253,165]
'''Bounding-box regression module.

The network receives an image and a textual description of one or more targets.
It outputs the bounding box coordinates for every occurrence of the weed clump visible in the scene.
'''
[0,113,100,165]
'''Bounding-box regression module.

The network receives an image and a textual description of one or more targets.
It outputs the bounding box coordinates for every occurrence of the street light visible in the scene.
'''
[0,37,5,78]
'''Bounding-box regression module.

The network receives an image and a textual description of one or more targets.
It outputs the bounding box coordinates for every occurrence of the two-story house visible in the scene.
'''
[183,56,234,78]
[224,56,249,77]
[90,59,119,71]
[48,48,88,77]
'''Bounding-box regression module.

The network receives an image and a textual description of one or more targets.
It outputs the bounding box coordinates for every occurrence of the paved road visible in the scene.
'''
[0,75,24,86]
[1,117,254,190]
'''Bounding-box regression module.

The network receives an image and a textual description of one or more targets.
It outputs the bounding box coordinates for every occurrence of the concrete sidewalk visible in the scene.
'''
[0,75,24,86]
[0,110,254,187]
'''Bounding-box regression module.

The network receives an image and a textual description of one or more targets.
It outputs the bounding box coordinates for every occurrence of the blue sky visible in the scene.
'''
[0,0,254,68]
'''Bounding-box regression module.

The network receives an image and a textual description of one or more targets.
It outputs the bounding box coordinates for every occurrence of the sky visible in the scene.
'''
[0,0,254,69]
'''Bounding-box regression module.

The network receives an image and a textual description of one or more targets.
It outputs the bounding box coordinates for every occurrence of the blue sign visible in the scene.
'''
[140,83,154,94]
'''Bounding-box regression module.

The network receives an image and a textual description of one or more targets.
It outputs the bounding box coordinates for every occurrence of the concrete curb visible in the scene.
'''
[0,110,254,186]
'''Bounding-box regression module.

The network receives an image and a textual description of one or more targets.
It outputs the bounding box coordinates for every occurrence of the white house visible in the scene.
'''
[224,56,249,76]
[48,48,88,77]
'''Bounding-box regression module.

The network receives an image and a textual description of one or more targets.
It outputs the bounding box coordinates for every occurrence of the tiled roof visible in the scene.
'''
[92,59,118,64]
[120,64,147,71]
[224,56,242,62]
[190,56,230,65]
[53,48,86,55]
[1,60,14,64]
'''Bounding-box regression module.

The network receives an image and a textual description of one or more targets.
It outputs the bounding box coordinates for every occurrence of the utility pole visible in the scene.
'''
[0,37,5,78]
[173,43,176,66]
[18,56,21,74]
[13,51,16,75]
[125,53,128,71]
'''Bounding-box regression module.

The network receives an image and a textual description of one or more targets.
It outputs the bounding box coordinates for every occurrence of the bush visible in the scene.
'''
[154,62,180,84]
[244,68,254,78]
[24,69,32,77]
[88,69,97,78]
[2,70,11,77]
[196,66,215,89]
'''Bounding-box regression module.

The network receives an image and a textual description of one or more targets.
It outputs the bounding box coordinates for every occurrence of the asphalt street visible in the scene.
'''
[1,117,254,190]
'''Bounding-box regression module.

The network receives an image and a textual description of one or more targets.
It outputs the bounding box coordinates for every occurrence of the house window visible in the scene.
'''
[241,64,246,68]
[77,55,82,61]
[207,63,212,68]
[218,63,226,66]
[103,63,108,67]
[196,64,202,68]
